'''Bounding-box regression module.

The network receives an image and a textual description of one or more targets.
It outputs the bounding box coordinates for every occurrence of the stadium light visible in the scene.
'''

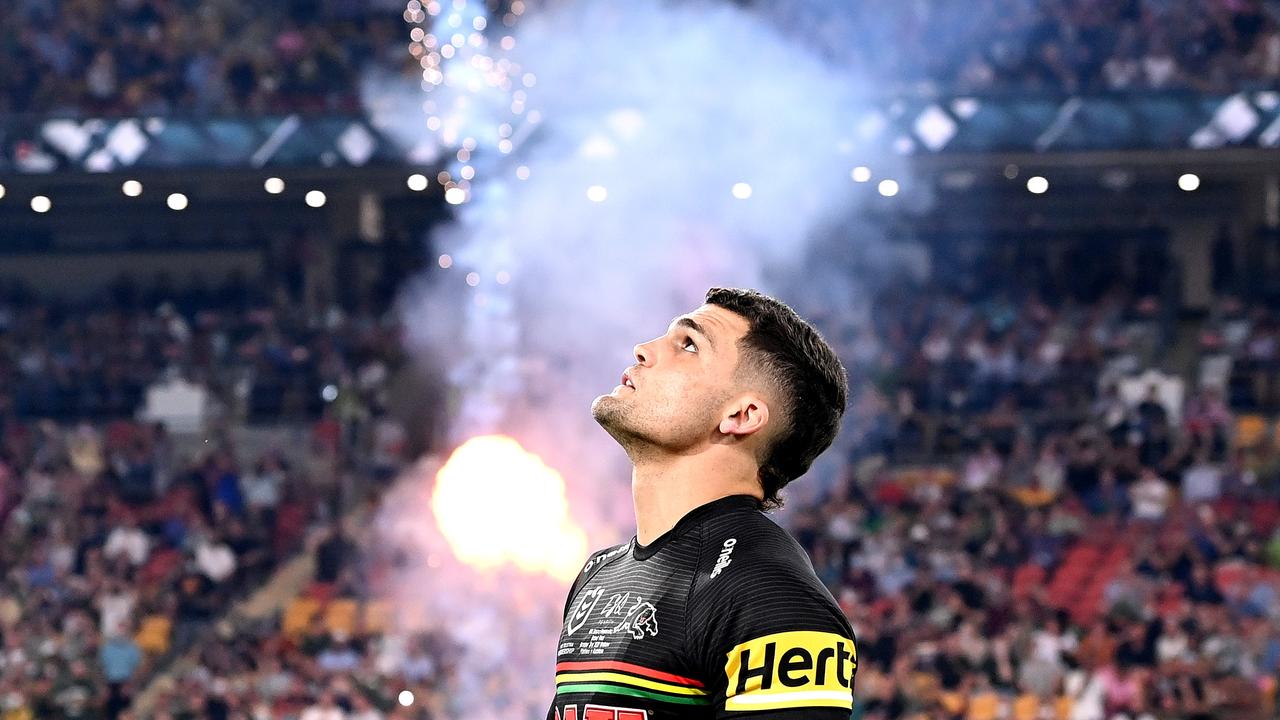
[407,173,429,191]
[167,193,189,210]
[877,179,900,197]
[398,691,415,707]
[1179,173,1201,192]
[264,177,286,194]
[851,166,872,183]
[305,190,327,208]
[465,272,480,287]
[1027,176,1049,194]
[444,187,467,205]
[438,254,454,269]
[586,185,608,203]
[731,182,752,199]
[122,180,143,197]
[0,183,7,200]
[31,196,51,213]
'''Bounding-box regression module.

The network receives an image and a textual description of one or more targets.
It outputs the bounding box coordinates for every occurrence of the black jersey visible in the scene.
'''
[547,495,857,720]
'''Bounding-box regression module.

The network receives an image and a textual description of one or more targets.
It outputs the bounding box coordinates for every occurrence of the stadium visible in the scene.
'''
[2,0,1280,718]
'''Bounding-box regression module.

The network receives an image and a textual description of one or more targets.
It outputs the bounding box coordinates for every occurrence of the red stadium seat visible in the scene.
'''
[139,548,183,586]
[1012,564,1046,600]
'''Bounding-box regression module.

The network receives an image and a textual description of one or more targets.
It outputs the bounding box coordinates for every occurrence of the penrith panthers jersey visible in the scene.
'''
[547,495,857,720]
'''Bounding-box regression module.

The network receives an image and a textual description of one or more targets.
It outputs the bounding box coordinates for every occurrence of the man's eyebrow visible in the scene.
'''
[672,317,715,350]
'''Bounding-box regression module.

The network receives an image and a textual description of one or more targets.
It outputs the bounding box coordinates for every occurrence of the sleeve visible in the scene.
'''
[688,560,858,718]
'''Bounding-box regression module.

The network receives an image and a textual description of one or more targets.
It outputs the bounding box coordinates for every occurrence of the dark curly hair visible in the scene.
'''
[705,287,848,509]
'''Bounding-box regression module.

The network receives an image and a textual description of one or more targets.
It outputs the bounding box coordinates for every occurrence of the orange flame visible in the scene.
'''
[431,435,588,582]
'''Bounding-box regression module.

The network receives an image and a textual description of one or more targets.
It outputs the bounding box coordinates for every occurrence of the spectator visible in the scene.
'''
[315,523,356,585]
[98,621,142,717]
[103,516,150,567]
[963,441,1003,493]
[1130,468,1172,521]
[1182,450,1223,505]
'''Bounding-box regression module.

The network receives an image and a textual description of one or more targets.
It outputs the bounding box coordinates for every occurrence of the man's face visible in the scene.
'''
[591,303,750,456]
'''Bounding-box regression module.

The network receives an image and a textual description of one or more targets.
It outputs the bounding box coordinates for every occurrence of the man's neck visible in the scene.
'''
[631,450,762,546]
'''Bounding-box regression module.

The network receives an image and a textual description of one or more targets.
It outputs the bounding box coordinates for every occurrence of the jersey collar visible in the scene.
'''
[632,494,762,560]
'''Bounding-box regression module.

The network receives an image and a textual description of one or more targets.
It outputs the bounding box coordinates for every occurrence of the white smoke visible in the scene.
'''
[367,1,917,716]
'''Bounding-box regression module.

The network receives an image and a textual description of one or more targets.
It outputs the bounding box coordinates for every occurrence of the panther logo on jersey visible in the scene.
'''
[610,599,659,640]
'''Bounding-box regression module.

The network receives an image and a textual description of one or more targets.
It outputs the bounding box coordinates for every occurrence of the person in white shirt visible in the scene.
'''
[1155,617,1191,665]
[1130,468,1172,521]
[1032,442,1066,496]
[963,441,1003,492]
[1142,37,1181,88]
[96,579,136,636]
[103,517,150,566]
[241,454,284,517]
[1182,451,1222,505]
[194,532,237,583]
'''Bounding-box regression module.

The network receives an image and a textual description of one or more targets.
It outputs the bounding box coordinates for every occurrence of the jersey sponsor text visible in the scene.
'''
[723,630,856,712]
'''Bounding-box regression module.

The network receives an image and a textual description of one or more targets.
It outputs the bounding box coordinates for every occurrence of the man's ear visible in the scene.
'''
[719,395,769,438]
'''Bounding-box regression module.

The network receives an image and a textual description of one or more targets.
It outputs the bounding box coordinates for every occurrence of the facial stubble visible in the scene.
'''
[591,387,729,462]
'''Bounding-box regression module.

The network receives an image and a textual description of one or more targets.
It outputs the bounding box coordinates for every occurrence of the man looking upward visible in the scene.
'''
[548,287,857,719]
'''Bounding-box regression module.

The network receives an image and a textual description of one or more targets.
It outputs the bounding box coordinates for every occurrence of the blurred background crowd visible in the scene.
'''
[0,0,410,116]
[4,0,1280,118]
[3,0,1280,719]
[3,228,1279,719]
[768,0,1280,95]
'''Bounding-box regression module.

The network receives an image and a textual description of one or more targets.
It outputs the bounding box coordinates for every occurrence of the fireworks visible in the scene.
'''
[431,435,587,582]
[404,0,534,200]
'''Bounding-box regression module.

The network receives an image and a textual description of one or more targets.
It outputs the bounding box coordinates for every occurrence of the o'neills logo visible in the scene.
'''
[723,631,856,712]
[710,538,736,579]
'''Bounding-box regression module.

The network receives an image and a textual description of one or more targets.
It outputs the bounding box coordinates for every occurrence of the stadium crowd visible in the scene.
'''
[137,512,465,720]
[0,258,411,719]
[0,249,406,425]
[1198,294,1280,414]
[11,240,1262,719]
[2,0,1278,718]
[4,0,1280,119]
[0,0,412,117]
[812,283,1280,720]
[765,0,1280,95]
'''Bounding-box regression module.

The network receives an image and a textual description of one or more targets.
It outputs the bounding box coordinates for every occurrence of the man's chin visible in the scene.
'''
[590,393,619,424]
[591,395,635,439]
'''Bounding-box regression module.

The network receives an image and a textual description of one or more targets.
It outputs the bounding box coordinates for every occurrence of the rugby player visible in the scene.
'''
[548,287,856,719]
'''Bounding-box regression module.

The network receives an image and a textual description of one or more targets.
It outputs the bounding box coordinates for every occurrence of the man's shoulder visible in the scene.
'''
[579,540,632,576]
[691,508,830,602]
[696,505,812,570]
[586,538,632,566]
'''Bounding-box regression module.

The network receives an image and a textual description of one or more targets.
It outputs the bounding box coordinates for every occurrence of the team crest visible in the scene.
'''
[566,587,605,635]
